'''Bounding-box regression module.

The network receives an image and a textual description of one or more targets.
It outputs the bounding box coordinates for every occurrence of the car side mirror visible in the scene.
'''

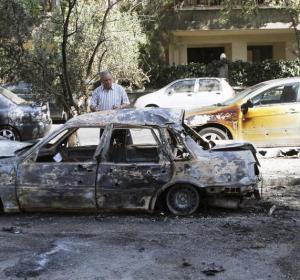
[241,100,253,114]
[167,89,175,95]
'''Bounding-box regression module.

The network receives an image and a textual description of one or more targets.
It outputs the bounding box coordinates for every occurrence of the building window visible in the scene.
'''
[247,45,273,63]
[187,47,225,64]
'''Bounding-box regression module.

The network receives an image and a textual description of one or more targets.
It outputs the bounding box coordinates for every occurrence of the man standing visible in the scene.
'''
[218,53,229,81]
[90,70,130,112]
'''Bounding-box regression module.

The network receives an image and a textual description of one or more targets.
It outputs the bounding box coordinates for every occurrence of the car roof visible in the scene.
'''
[66,108,185,127]
[263,77,300,85]
[174,77,224,81]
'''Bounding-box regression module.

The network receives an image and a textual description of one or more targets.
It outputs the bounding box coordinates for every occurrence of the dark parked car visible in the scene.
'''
[2,82,68,123]
[0,86,52,141]
[0,108,261,215]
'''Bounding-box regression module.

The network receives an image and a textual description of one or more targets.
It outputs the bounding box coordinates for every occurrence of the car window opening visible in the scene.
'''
[107,128,160,163]
[35,127,103,163]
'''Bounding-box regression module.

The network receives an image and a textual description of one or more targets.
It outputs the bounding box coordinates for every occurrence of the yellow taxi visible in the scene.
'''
[185,77,300,147]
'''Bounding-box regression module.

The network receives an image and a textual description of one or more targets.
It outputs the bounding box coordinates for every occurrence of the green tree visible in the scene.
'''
[133,0,174,75]
[0,0,40,82]
[1,0,146,116]
[29,0,146,115]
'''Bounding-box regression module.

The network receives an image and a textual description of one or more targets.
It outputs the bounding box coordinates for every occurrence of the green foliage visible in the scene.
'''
[0,0,38,82]
[135,0,174,73]
[148,63,206,88]
[148,59,300,88]
[0,0,146,115]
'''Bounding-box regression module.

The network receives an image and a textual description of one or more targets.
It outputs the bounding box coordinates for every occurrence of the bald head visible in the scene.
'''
[100,70,113,90]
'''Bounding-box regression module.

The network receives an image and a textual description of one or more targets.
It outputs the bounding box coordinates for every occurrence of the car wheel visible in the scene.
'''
[145,104,158,108]
[0,126,20,141]
[166,185,200,216]
[198,127,229,141]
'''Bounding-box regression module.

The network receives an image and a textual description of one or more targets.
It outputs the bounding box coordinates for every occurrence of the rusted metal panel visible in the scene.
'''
[0,160,19,212]
[97,162,172,210]
[66,108,185,127]
[17,162,97,211]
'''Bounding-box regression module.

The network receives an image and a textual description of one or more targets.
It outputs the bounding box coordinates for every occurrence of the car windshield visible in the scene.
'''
[0,86,26,104]
[218,82,267,106]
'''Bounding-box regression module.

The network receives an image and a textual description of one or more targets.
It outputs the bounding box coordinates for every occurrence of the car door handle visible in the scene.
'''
[287,108,298,114]
[215,92,221,95]
[187,93,193,96]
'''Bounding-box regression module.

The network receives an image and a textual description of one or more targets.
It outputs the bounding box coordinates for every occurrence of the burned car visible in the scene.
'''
[0,108,261,216]
[0,86,52,141]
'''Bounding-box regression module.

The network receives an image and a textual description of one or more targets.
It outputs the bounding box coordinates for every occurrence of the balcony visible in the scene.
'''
[175,0,278,9]
[169,0,290,30]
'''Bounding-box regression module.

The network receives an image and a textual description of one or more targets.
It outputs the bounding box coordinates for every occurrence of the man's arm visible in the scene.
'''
[120,86,130,108]
[90,90,99,112]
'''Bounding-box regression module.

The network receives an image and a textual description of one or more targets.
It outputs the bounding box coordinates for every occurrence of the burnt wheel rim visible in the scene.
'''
[167,186,199,216]
[0,129,16,140]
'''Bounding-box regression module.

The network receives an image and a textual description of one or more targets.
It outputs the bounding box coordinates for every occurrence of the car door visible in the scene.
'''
[191,78,224,109]
[96,126,172,211]
[16,127,102,211]
[160,79,196,109]
[241,82,300,146]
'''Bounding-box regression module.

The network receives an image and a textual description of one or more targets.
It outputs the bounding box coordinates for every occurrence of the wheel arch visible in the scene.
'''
[196,123,233,140]
[145,104,159,108]
[150,180,205,212]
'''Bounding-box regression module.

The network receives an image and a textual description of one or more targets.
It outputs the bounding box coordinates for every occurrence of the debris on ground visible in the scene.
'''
[181,259,192,268]
[201,262,225,276]
[2,226,22,234]
[268,205,277,216]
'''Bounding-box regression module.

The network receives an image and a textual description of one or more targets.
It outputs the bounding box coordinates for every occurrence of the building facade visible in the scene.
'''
[168,0,298,65]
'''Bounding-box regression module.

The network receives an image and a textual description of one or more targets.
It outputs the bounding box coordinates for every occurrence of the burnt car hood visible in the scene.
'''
[185,104,241,126]
[0,139,33,158]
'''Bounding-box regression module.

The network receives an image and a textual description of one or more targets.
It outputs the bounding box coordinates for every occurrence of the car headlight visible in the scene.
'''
[185,115,210,127]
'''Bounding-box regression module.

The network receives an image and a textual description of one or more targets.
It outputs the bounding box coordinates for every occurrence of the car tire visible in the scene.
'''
[0,126,20,141]
[166,184,200,216]
[198,127,229,141]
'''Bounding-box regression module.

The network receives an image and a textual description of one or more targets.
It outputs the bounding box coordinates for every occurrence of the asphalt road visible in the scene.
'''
[0,186,299,280]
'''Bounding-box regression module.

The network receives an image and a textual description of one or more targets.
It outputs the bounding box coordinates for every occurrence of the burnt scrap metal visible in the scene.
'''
[0,108,261,215]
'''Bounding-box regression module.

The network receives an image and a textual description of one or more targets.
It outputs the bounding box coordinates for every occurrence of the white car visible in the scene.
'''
[134,78,235,111]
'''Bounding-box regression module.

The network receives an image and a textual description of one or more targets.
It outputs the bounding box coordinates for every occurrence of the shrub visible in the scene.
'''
[147,59,300,88]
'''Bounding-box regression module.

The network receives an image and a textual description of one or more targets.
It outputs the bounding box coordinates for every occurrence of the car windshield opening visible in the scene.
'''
[220,82,267,106]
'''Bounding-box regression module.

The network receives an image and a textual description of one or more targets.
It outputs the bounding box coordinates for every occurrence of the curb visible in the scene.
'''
[263,175,300,186]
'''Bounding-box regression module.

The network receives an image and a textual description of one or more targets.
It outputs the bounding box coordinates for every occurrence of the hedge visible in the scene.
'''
[147,59,300,88]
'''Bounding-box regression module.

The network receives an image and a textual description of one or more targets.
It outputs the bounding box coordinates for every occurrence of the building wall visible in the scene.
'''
[169,29,296,65]
[166,6,298,65]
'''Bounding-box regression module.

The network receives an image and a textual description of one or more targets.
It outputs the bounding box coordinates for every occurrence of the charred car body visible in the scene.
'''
[0,86,52,141]
[0,108,261,215]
